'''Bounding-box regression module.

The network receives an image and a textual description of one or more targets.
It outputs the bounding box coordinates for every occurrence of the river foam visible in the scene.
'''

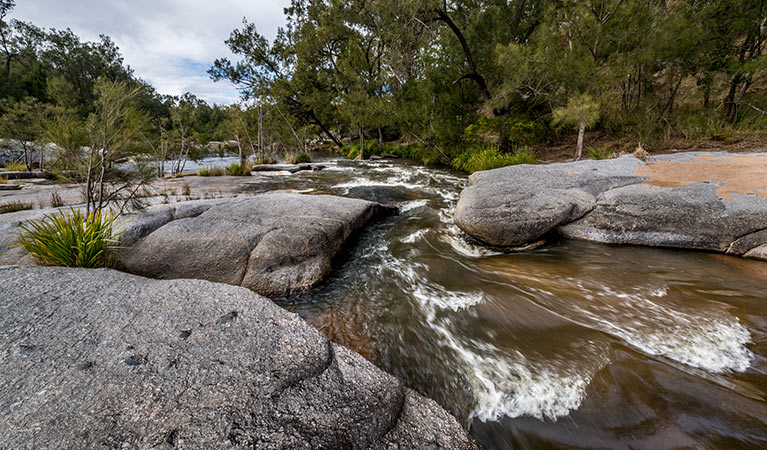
[577,290,754,373]
[546,283,755,374]
[388,257,599,422]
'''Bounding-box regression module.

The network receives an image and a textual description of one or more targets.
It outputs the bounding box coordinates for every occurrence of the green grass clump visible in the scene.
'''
[0,200,33,214]
[0,175,7,184]
[225,161,251,176]
[3,161,26,171]
[199,165,225,176]
[253,154,277,165]
[295,152,312,163]
[284,151,312,164]
[587,146,606,160]
[452,145,538,173]
[345,146,361,159]
[13,208,122,268]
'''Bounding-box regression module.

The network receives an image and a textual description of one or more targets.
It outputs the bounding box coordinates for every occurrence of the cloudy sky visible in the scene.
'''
[12,0,291,105]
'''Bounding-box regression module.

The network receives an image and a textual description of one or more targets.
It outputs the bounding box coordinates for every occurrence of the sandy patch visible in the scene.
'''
[635,153,767,200]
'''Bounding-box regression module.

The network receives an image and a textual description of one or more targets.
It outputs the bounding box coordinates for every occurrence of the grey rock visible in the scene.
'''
[251,164,323,174]
[727,229,767,256]
[0,140,51,168]
[454,156,644,246]
[117,194,396,297]
[0,207,60,266]
[745,244,767,261]
[0,266,477,449]
[455,152,767,258]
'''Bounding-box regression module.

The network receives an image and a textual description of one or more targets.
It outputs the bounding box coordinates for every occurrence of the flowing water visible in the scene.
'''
[250,156,767,449]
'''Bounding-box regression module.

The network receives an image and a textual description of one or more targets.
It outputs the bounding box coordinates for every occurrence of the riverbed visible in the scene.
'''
[5,154,765,448]
[256,156,767,449]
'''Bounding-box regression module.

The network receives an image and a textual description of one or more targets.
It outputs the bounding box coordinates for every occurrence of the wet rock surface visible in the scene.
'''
[455,152,767,259]
[0,266,477,449]
[117,194,397,297]
[251,163,325,173]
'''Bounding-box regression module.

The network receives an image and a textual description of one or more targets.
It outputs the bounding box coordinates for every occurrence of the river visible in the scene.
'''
[249,156,767,449]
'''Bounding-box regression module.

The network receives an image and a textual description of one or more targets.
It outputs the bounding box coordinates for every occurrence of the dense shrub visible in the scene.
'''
[14,208,122,268]
[225,161,252,176]
[253,154,277,165]
[295,152,312,163]
[452,145,537,173]
[198,165,225,176]
[285,152,312,164]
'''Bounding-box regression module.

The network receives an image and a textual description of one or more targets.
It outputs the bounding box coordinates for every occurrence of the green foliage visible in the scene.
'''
[253,154,277,165]
[13,208,121,268]
[587,147,606,160]
[343,141,399,160]
[294,152,312,164]
[225,161,251,176]
[42,78,153,214]
[552,94,601,130]
[0,200,32,214]
[3,160,25,171]
[452,145,537,173]
[464,116,545,148]
[198,165,225,177]
[210,0,767,160]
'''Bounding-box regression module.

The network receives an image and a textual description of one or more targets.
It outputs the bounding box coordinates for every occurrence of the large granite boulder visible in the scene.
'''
[117,194,396,297]
[454,152,767,259]
[0,266,476,449]
[0,194,396,297]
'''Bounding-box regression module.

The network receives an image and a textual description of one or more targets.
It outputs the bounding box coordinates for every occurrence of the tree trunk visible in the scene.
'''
[378,127,383,145]
[21,143,30,171]
[576,118,585,161]
[235,134,244,166]
[724,74,742,124]
[359,126,364,160]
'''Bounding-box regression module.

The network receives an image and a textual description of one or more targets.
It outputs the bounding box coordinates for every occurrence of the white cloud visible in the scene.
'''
[11,0,291,105]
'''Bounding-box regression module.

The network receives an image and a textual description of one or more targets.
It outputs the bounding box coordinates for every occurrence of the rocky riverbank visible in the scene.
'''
[1,194,398,297]
[455,151,767,260]
[117,194,397,297]
[0,266,477,449]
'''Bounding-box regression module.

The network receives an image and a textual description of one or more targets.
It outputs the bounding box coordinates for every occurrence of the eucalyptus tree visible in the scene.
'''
[210,5,344,147]
[42,78,152,215]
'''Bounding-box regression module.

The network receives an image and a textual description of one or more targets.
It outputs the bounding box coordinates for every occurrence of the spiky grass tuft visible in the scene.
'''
[14,208,122,268]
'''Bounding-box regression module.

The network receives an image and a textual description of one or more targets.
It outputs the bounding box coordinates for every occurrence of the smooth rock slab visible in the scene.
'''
[455,152,767,259]
[117,194,396,297]
[0,266,476,449]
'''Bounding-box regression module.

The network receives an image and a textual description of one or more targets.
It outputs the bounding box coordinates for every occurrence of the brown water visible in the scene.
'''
[255,157,767,449]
